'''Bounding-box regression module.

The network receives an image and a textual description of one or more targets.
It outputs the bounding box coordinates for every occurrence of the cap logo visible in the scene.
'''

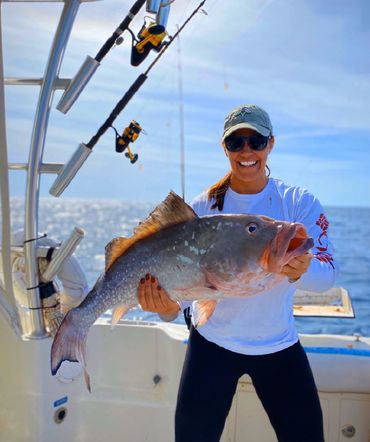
[226,106,259,125]
[234,108,252,119]
[222,105,272,139]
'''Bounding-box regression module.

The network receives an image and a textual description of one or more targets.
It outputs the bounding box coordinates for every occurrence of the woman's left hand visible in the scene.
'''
[280,252,313,282]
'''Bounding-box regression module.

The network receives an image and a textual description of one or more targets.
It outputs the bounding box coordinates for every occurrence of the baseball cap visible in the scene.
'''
[222,104,273,141]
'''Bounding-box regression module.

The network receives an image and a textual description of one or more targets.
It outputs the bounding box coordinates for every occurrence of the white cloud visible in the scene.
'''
[4,0,370,207]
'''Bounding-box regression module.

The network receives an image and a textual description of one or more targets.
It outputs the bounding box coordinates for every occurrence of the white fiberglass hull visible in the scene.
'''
[0,317,369,442]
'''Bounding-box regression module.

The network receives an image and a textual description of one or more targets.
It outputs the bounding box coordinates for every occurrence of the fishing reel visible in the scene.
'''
[113,0,172,66]
[130,21,168,66]
[112,120,145,164]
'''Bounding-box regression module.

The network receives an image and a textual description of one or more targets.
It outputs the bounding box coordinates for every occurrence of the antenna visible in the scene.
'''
[177,30,185,200]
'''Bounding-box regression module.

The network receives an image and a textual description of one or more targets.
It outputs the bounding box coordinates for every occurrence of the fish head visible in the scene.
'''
[197,214,313,289]
[257,217,314,273]
[199,214,308,271]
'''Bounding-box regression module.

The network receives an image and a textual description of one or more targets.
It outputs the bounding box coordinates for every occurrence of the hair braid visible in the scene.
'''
[206,166,271,211]
[207,172,232,212]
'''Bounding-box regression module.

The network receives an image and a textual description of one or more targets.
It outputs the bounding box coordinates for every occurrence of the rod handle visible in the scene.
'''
[86,73,148,148]
[95,0,146,62]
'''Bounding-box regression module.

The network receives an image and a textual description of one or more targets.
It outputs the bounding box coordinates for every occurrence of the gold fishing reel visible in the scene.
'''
[130,21,168,66]
[113,120,145,164]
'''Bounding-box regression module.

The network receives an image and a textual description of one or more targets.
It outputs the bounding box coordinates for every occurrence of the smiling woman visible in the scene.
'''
[208,105,275,207]
[222,127,273,195]
[139,103,337,442]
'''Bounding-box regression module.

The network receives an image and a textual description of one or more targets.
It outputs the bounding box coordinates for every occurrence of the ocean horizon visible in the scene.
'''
[6,197,370,337]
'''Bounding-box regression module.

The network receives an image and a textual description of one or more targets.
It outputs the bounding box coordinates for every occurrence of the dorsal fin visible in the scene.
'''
[133,191,197,238]
[105,237,130,271]
[105,191,197,271]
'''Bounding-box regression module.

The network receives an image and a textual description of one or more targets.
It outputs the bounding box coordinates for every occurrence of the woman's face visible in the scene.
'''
[223,127,274,194]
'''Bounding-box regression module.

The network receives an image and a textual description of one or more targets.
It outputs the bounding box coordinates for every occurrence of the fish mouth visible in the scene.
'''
[261,222,314,273]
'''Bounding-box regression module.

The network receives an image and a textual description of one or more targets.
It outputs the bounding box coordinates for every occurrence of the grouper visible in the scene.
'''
[50,191,314,390]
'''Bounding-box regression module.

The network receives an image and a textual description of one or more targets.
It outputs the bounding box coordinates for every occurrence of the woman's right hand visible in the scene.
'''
[138,274,180,318]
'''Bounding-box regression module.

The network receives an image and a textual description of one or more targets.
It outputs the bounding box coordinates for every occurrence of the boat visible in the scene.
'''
[0,1,369,441]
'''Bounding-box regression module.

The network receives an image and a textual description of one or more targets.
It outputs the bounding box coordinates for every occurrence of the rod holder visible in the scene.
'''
[42,227,85,282]
[49,143,92,197]
[157,2,171,27]
[146,0,161,13]
[56,56,100,114]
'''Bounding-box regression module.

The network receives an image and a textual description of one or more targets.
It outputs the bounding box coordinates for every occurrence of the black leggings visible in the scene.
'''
[175,329,324,442]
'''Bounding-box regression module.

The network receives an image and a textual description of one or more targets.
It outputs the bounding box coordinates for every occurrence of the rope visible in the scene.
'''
[23,233,47,244]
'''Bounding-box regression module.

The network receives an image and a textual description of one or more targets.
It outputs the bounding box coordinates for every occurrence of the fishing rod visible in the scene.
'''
[57,0,174,114]
[50,0,207,197]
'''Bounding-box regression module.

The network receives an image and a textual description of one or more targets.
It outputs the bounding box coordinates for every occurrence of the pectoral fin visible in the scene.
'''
[84,368,91,393]
[111,305,133,326]
[193,300,218,328]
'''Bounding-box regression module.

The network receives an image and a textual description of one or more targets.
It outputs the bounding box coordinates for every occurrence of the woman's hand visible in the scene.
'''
[138,274,180,318]
[280,252,313,282]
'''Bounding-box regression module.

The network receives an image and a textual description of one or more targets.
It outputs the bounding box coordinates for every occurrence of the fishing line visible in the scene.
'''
[85,0,207,150]
[175,0,196,28]
[129,0,209,172]
[131,0,193,122]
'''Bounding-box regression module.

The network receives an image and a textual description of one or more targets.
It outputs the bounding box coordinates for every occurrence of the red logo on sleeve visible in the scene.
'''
[315,214,335,268]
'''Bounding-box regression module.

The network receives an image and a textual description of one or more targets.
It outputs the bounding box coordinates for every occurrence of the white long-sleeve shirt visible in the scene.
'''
[184,177,336,355]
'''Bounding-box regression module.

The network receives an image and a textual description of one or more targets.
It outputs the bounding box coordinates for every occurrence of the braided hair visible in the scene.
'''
[207,166,271,212]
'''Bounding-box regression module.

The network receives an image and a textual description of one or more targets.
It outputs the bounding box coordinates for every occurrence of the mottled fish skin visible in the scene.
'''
[51,192,313,388]
[74,214,280,320]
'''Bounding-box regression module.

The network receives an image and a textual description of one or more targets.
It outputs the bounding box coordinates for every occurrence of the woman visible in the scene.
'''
[138,104,336,442]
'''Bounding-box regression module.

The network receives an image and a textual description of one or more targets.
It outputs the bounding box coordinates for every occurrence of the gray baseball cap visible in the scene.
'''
[222,104,273,141]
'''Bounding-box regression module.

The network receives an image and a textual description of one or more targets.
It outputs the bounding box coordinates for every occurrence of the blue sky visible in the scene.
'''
[3,0,370,207]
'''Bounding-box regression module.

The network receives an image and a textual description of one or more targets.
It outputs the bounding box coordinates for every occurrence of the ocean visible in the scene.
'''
[8,198,370,337]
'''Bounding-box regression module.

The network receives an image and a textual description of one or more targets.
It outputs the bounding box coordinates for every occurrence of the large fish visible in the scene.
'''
[51,192,313,390]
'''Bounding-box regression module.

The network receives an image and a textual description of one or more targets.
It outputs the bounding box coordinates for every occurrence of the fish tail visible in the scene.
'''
[50,308,90,390]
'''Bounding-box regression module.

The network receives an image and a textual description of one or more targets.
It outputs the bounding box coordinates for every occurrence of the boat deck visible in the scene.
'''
[1,317,369,441]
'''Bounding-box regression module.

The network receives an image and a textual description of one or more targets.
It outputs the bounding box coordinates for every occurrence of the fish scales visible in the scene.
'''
[50,191,314,390]
[89,215,272,308]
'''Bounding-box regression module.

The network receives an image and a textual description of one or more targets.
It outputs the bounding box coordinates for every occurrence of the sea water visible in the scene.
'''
[8,198,370,337]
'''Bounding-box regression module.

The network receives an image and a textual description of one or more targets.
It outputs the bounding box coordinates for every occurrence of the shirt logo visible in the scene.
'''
[315,214,335,268]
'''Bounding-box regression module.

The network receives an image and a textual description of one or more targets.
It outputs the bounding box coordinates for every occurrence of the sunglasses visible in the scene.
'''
[224,134,271,152]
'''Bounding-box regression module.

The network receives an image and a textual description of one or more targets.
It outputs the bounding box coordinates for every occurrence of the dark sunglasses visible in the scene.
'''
[224,134,271,152]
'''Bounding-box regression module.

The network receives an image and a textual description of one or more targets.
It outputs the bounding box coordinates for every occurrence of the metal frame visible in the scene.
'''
[24,0,82,338]
[0,0,85,339]
[0,2,20,335]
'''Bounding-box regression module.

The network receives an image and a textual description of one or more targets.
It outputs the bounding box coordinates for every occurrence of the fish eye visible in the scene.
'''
[246,222,258,234]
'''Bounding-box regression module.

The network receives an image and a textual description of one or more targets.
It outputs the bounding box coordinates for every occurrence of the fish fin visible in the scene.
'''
[105,237,131,271]
[193,300,218,327]
[84,368,91,393]
[105,191,197,270]
[111,305,132,326]
[134,191,197,238]
[50,309,89,390]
